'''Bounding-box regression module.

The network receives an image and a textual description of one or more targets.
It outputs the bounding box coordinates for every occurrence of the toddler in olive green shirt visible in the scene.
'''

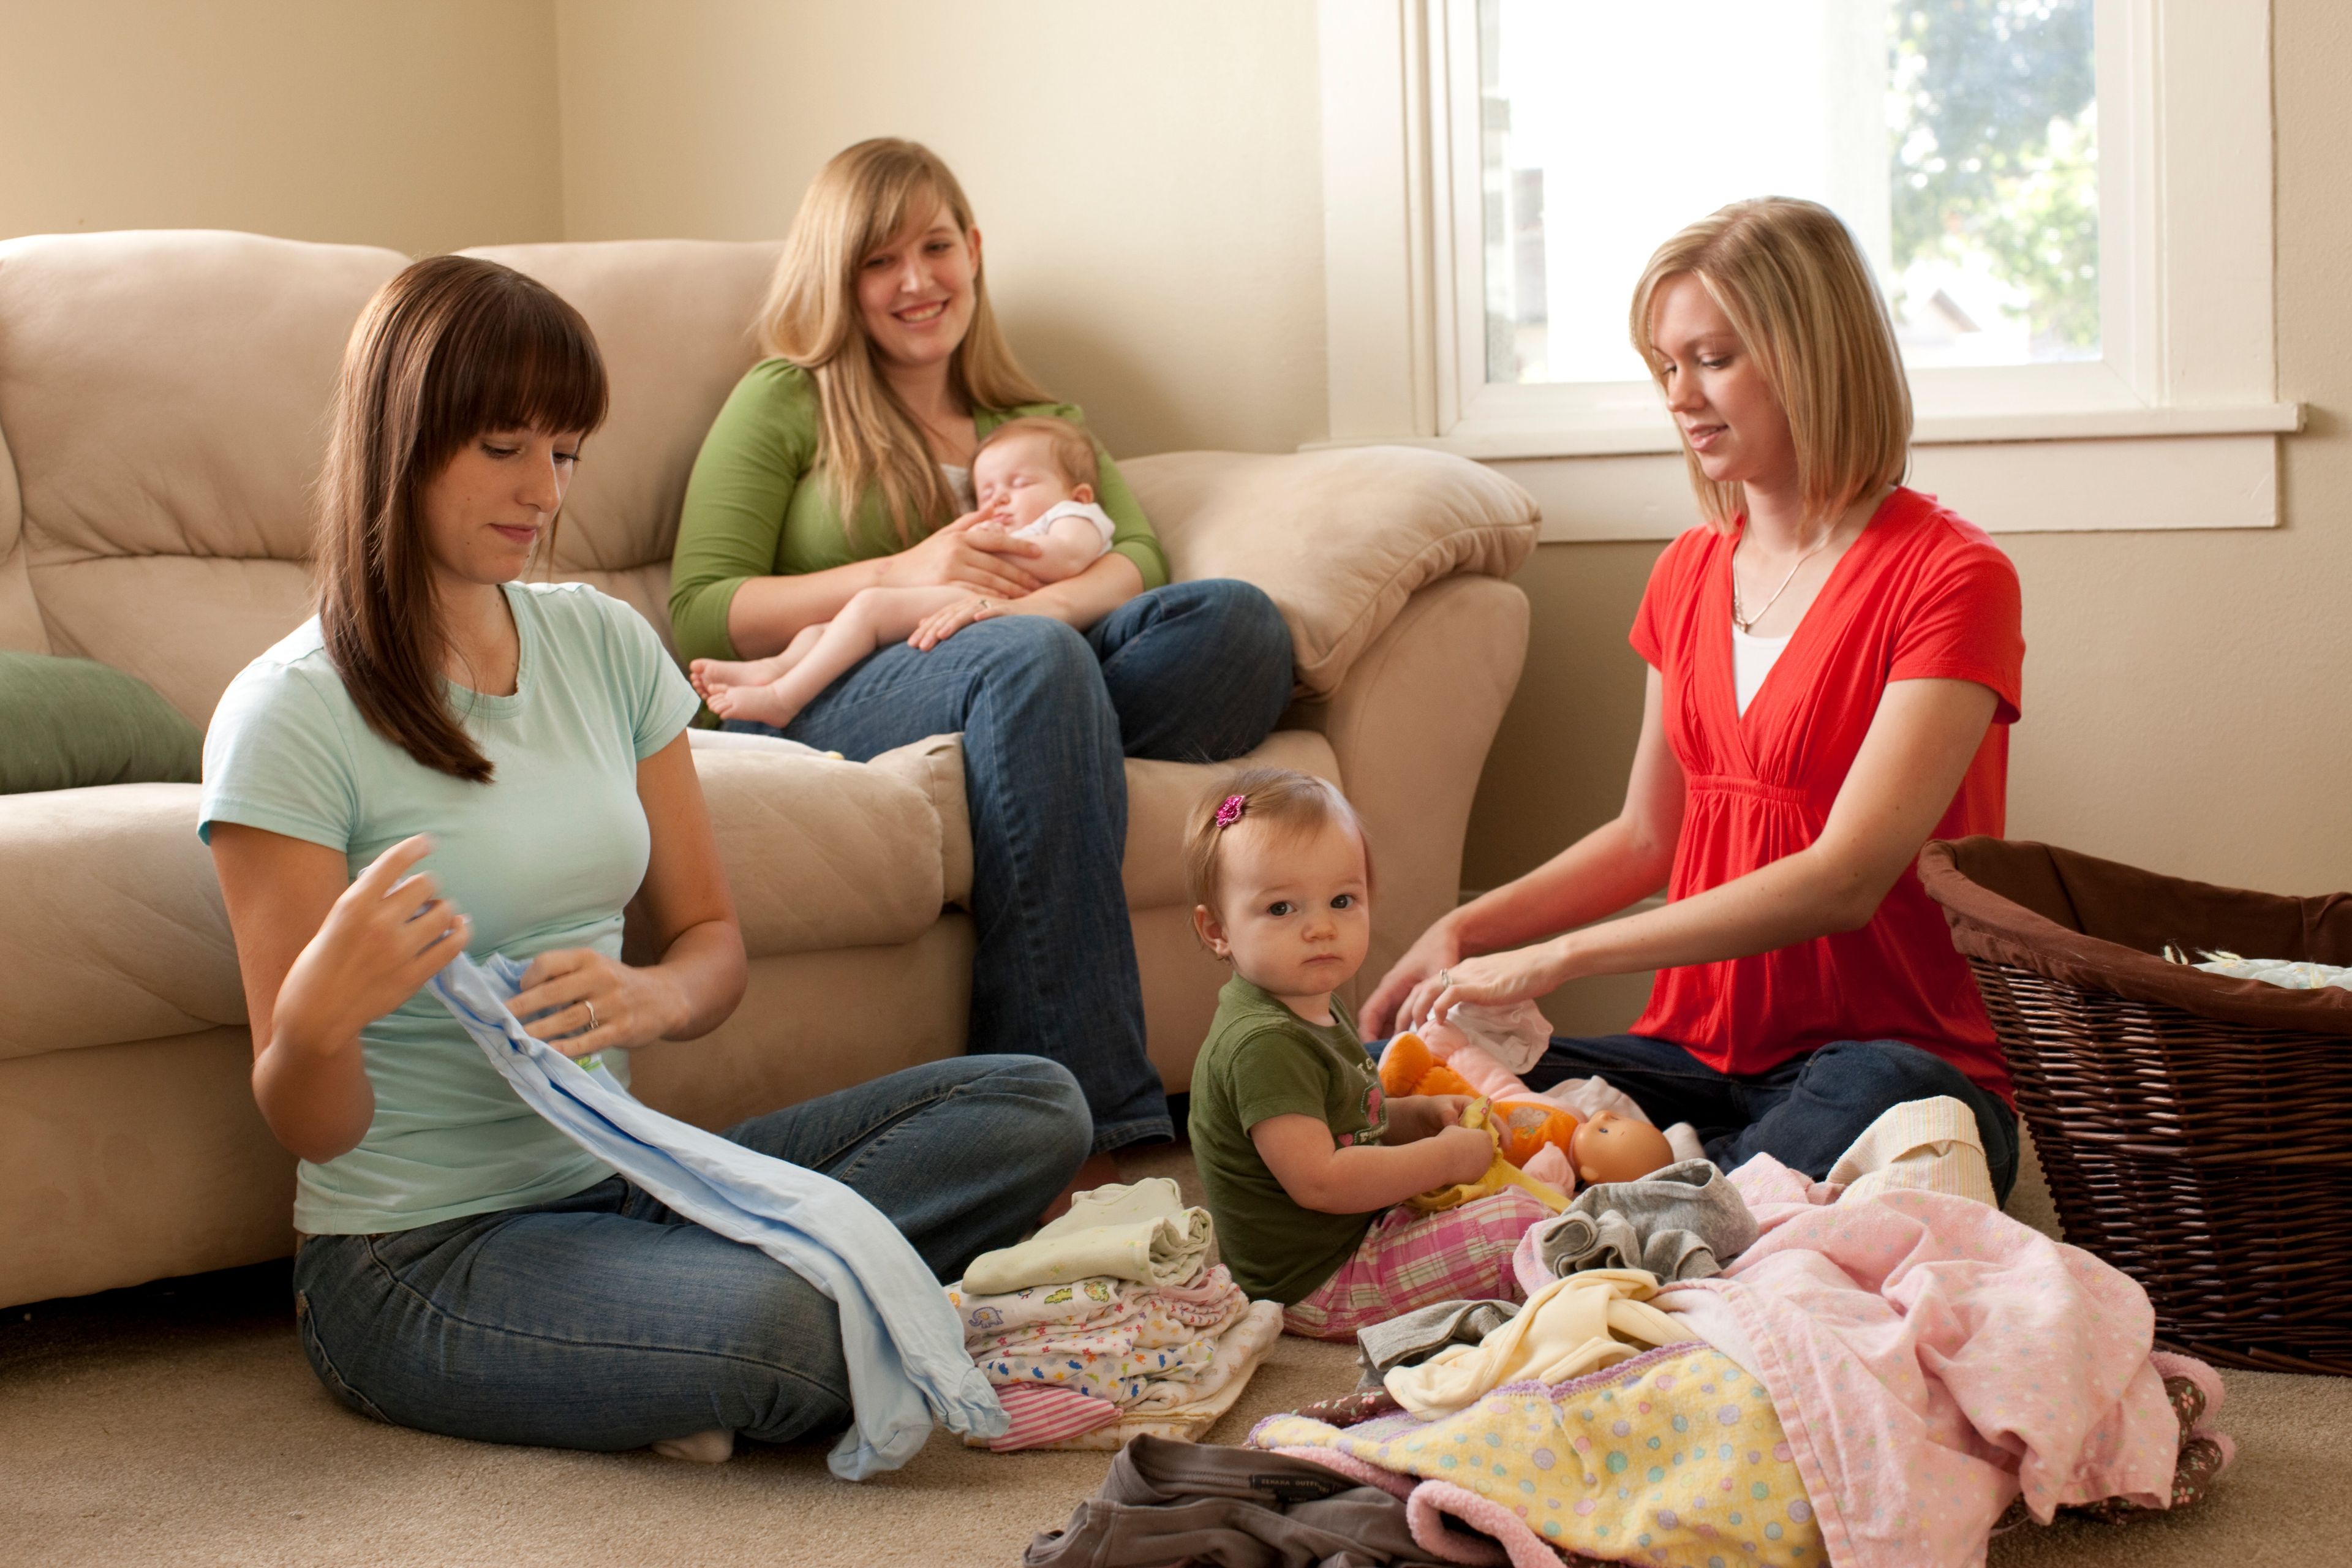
[1183,769,1554,1339]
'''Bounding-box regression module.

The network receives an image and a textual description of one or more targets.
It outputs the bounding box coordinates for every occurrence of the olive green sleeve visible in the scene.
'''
[1028,401,1168,592]
[668,361,821,664]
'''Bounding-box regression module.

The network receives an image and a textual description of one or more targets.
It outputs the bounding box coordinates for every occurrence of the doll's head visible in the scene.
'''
[1569,1112,1675,1186]
[1185,767,1374,1006]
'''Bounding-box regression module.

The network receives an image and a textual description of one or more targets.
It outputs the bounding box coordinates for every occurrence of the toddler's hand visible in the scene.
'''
[1435,1122,1495,1186]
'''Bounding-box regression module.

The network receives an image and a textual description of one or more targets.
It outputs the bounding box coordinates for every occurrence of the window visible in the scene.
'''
[1317,0,2296,535]
[1480,0,2100,385]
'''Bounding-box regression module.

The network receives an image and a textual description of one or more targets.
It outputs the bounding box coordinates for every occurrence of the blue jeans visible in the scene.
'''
[728,578,1295,1153]
[290,1055,1090,1452]
[1523,1035,2021,1205]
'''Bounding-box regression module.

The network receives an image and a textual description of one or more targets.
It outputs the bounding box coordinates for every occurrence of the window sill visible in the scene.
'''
[1303,415,2300,541]
[1303,402,2304,462]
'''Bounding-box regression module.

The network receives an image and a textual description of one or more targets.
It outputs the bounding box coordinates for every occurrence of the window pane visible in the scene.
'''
[1479,0,2098,385]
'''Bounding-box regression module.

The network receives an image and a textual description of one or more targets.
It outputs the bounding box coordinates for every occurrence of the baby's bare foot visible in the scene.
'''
[693,655,775,695]
[706,680,805,729]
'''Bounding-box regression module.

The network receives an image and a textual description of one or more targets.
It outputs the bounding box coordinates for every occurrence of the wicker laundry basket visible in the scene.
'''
[1919,837,2352,1376]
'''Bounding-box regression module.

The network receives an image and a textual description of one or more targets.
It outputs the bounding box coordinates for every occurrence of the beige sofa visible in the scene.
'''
[0,230,1537,1310]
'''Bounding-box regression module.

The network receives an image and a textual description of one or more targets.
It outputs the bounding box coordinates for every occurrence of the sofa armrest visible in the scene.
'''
[1120,447,1537,699]
[1284,574,1532,1001]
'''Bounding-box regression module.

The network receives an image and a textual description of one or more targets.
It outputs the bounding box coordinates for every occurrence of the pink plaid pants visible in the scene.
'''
[1280,1188,1553,1341]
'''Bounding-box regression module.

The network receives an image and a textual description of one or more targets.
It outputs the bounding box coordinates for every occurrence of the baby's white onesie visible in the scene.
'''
[1008,500,1117,560]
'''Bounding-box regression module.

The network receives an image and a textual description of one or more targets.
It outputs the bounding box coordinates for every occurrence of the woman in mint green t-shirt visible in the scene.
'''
[203,256,1088,1461]
[669,139,1298,1180]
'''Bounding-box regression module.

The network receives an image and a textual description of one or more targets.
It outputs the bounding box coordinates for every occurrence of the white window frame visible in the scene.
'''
[1317,0,2301,537]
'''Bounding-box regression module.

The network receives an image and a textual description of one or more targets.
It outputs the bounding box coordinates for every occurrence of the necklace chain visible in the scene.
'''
[1732,523,1841,634]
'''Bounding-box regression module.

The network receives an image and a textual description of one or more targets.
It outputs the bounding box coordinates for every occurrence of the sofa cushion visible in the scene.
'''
[0,231,407,725]
[0,783,243,1063]
[0,653,202,793]
[458,240,782,652]
[5,746,960,1065]
[1124,446,1539,699]
[686,743,949,962]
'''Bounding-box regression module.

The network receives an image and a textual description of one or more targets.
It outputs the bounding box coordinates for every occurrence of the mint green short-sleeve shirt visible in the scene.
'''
[200,582,700,1234]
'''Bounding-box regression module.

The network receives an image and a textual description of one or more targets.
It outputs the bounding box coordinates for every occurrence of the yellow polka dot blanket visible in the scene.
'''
[1250,1343,1823,1568]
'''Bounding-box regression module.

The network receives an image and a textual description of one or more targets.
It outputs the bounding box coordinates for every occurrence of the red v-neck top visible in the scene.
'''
[1627,487,2024,1101]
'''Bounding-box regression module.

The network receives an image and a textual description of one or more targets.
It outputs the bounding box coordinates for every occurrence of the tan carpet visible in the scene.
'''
[4,1140,2346,1566]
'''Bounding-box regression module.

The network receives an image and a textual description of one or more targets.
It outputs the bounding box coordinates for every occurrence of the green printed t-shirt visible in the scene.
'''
[198,582,700,1235]
[1188,975,1390,1304]
[667,359,1171,663]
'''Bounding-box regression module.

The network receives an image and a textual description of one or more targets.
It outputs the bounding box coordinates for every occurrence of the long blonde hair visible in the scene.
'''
[1629,198,1910,530]
[754,138,1051,544]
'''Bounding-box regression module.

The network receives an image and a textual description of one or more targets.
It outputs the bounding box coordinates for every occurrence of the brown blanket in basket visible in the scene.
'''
[1920,837,2352,1036]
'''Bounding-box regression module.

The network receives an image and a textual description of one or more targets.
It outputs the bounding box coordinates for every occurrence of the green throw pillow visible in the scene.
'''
[0,651,204,794]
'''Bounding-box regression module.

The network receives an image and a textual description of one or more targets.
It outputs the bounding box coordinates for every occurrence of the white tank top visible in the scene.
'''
[1733,625,1793,716]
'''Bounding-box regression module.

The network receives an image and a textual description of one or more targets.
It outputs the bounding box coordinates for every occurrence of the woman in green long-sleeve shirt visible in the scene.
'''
[668,138,1296,1185]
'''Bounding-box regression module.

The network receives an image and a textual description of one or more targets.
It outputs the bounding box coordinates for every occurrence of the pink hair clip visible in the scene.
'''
[1214,793,1247,829]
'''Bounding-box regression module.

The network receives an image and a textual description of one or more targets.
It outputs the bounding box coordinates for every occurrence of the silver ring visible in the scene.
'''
[977,599,992,612]
[1438,968,1452,989]
[583,1000,598,1031]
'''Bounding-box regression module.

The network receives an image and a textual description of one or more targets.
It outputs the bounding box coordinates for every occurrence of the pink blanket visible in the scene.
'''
[1657,1156,2182,1568]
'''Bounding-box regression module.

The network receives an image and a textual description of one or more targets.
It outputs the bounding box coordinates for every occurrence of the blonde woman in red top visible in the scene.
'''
[1363,198,2025,1199]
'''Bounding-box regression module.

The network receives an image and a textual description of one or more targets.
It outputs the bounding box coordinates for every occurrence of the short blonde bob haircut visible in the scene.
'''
[1183,767,1374,928]
[754,138,1051,543]
[1629,197,1911,530]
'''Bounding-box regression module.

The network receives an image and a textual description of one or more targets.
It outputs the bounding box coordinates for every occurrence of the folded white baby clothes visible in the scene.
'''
[952,1265,1248,1349]
[429,953,1002,1480]
[962,1203,1213,1295]
[1129,1298,1286,1412]
[1038,1177,1184,1237]
[1826,1095,1998,1208]
[964,1273,1253,1405]
[971,1302,1287,1450]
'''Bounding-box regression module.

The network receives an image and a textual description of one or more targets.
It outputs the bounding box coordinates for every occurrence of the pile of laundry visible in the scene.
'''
[1031,1099,2237,1566]
[949,1177,1284,1452]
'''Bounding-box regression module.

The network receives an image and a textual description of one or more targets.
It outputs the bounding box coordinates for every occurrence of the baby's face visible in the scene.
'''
[972,432,1079,529]
[1202,814,1373,1003]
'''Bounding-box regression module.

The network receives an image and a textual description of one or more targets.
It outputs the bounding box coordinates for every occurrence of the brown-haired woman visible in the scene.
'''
[669,139,1297,1181]
[1363,199,2026,1201]
[202,255,1088,1460]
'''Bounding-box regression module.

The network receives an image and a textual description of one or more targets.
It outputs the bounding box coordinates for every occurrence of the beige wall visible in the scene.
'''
[9,2,2345,1036]
[0,0,563,255]
[551,0,1327,460]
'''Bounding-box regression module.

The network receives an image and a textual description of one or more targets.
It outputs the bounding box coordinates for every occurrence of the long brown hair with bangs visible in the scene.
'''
[753,138,1051,545]
[315,254,609,783]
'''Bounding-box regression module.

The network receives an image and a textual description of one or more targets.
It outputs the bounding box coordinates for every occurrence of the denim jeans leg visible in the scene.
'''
[1518,1034,1752,1145]
[288,1056,1095,1453]
[711,1053,1093,1280]
[292,1185,861,1452]
[1724,1039,2022,1202]
[769,618,1170,1153]
[1088,579,1296,763]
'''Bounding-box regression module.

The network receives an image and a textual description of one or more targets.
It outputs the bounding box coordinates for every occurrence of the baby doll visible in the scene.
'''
[689,416,1117,728]
[1183,767,1559,1341]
